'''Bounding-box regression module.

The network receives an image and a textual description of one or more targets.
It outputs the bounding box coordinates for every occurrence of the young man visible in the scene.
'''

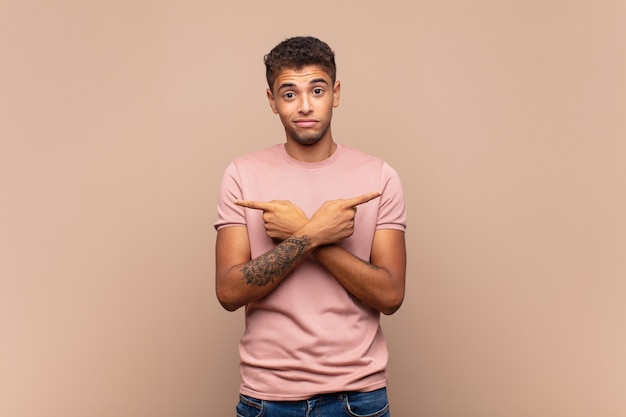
[214,36,406,417]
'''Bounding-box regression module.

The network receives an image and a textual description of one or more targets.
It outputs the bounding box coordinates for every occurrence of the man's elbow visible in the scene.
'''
[380,291,404,315]
[219,300,241,312]
[216,287,244,312]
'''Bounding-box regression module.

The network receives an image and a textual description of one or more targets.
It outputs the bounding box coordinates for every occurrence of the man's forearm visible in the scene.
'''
[242,236,312,287]
[313,244,404,315]
[225,235,313,309]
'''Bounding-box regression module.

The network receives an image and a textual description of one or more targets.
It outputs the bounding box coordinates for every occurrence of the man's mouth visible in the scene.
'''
[294,120,318,128]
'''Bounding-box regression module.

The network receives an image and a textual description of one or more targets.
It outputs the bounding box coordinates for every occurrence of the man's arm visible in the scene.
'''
[228,192,405,315]
[215,226,313,311]
[216,192,381,311]
[313,229,406,315]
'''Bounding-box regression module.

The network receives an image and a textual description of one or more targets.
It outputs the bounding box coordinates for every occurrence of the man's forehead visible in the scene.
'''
[274,66,332,87]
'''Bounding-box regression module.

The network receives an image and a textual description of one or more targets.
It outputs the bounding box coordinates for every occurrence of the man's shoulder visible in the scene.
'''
[339,145,403,183]
[339,144,385,165]
[232,144,283,165]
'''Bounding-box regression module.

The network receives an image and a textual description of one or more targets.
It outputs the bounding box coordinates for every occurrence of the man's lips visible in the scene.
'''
[294,119,318,128]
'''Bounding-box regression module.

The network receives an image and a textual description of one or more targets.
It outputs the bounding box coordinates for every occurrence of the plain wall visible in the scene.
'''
[1,1,625,416]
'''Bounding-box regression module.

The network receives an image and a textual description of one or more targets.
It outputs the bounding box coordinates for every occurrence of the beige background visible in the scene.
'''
[1,1,625,416]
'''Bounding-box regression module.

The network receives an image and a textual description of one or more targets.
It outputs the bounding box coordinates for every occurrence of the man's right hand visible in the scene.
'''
[300,191,381,247]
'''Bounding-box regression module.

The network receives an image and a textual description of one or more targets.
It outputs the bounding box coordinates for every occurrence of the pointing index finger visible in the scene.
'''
[344,191,381,207]
[235,199,271,211]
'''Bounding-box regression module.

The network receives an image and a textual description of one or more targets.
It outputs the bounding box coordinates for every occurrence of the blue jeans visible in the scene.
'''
[235,387,390,417]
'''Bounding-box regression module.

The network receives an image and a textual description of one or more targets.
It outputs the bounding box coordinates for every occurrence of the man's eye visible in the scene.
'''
[313,88,323,95]
[284,92,295,99]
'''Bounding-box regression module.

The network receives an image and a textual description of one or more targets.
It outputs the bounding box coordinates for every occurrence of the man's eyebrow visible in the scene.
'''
[277,82,296,92]
[310,78,329,86]
[277,78,329,92]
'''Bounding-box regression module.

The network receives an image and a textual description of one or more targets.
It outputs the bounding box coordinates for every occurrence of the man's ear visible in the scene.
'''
[266,88,279,114]
[332,81,341,108]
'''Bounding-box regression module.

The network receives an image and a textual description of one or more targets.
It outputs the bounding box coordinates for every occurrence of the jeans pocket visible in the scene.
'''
[236,394,264,417]
[344,388,390,417]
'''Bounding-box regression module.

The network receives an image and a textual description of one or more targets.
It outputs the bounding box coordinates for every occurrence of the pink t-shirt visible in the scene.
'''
[215,144,406,400]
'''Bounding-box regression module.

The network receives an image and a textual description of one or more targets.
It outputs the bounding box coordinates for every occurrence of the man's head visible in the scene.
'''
[264,36,336,92]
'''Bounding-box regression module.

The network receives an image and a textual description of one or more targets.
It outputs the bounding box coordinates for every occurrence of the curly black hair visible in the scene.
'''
[264,36,336,91]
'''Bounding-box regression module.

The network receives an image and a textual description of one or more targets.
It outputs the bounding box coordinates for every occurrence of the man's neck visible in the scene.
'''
[284,138,337,163]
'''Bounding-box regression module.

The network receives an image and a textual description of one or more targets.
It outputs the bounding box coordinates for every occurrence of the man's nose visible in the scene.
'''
[298,95,313,114]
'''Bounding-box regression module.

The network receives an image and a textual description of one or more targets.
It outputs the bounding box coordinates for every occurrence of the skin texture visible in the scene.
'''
[215,65,406,315]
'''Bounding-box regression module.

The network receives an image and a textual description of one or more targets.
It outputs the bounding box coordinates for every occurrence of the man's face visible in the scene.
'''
[267,65,340,146]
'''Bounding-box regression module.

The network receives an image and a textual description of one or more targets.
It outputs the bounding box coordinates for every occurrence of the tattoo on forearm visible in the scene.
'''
[241,236,312,287]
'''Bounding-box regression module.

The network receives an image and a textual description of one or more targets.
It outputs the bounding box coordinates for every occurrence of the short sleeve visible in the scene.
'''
[214,161,247,231]
[377,162,407,231]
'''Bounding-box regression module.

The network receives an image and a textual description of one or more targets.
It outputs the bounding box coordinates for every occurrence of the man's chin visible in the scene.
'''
[293,135,322,146]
